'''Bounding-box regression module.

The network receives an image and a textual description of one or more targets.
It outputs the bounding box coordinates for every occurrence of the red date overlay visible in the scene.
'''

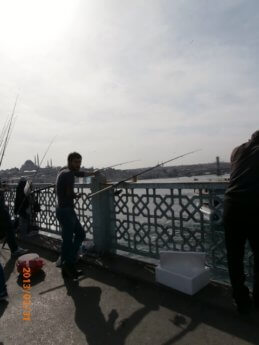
[22,267,31,321]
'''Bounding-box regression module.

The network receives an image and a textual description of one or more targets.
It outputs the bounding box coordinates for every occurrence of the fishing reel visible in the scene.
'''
[114,188,122,196]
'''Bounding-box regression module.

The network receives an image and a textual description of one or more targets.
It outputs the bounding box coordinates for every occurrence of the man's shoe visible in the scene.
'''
[11,247,29,257]
[0,289,8,301]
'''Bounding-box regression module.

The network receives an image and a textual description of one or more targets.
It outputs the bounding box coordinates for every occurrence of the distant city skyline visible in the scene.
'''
[0,1,258,169]
[1,155,228,171]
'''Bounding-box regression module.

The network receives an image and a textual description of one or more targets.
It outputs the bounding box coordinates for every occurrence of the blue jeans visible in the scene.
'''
[0,262,6,293]
[56,207,85,265]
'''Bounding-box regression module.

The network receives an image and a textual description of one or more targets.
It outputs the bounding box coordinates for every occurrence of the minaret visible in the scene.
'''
[216,156,221,176]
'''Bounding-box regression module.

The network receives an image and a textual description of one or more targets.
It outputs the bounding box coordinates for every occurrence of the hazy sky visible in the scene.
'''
[0,0,258,169]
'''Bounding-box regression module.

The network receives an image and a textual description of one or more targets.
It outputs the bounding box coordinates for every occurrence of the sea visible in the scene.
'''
[137,173,230,183]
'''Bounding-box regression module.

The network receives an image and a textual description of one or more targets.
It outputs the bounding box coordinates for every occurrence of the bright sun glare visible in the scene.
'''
[0,0,80,59]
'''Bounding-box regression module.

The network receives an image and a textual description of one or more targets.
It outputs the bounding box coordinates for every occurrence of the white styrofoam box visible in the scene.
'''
[159,251,206,274]
[155,251,210,295]
[155,265,210,295]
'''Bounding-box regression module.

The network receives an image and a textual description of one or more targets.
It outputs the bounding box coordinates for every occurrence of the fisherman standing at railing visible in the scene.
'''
[224,130,259,314]
[14,177,40,238]
[56,152,97,279]
[14,177,32,238]
[0,179,28,257]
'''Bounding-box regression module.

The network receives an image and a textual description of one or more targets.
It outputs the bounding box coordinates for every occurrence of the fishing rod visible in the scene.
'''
[0,122,9,159]
[0,97,18,164]
[0,115,10,147]
[0,107,15,145]
[5,116,18,149]
[0,116,18,171]
[86,149,201,199]
[100,159,140,171]
[23,136,56,194]
[0,96,19,168]
[34,137,56,177]
[30,159,141,194]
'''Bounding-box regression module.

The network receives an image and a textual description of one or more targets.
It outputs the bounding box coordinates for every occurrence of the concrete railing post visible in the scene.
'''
[91,174,116,254]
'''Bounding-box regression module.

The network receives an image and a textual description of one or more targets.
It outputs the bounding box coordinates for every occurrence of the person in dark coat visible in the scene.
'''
[14,177,30,237]
[224,130,259,314]
[14,177,40,237]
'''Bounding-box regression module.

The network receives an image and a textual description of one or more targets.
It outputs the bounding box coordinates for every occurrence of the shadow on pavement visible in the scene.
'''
[64,277,153,345]
[21,243,259,344]
[80,264,259,345]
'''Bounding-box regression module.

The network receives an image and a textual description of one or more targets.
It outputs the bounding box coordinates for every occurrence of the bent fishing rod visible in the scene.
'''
[86,149,201,199]
[30,159,141,194]
[0,103,17,148]
[0,115,11,148]
[0,97,18,163]
[0,96,19,168]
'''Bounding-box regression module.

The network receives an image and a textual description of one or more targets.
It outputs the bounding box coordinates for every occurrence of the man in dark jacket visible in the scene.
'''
[224,130,259,314]
[14,177,30,237]
[56,152,96,279]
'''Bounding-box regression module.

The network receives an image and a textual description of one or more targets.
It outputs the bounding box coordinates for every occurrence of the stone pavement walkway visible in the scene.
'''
[0,241,259,345]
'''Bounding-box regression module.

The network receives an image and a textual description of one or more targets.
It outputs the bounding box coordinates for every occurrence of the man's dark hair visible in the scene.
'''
[67,152,82,163]
[251,130,259,143]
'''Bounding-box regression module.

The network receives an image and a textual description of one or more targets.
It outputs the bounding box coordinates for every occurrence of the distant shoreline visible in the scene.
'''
[0,160,230,184]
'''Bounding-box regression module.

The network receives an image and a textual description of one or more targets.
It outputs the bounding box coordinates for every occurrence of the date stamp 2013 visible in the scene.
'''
[22,267,32,321]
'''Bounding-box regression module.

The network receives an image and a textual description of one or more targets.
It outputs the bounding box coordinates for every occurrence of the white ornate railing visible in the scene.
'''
[4,179,253,282]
